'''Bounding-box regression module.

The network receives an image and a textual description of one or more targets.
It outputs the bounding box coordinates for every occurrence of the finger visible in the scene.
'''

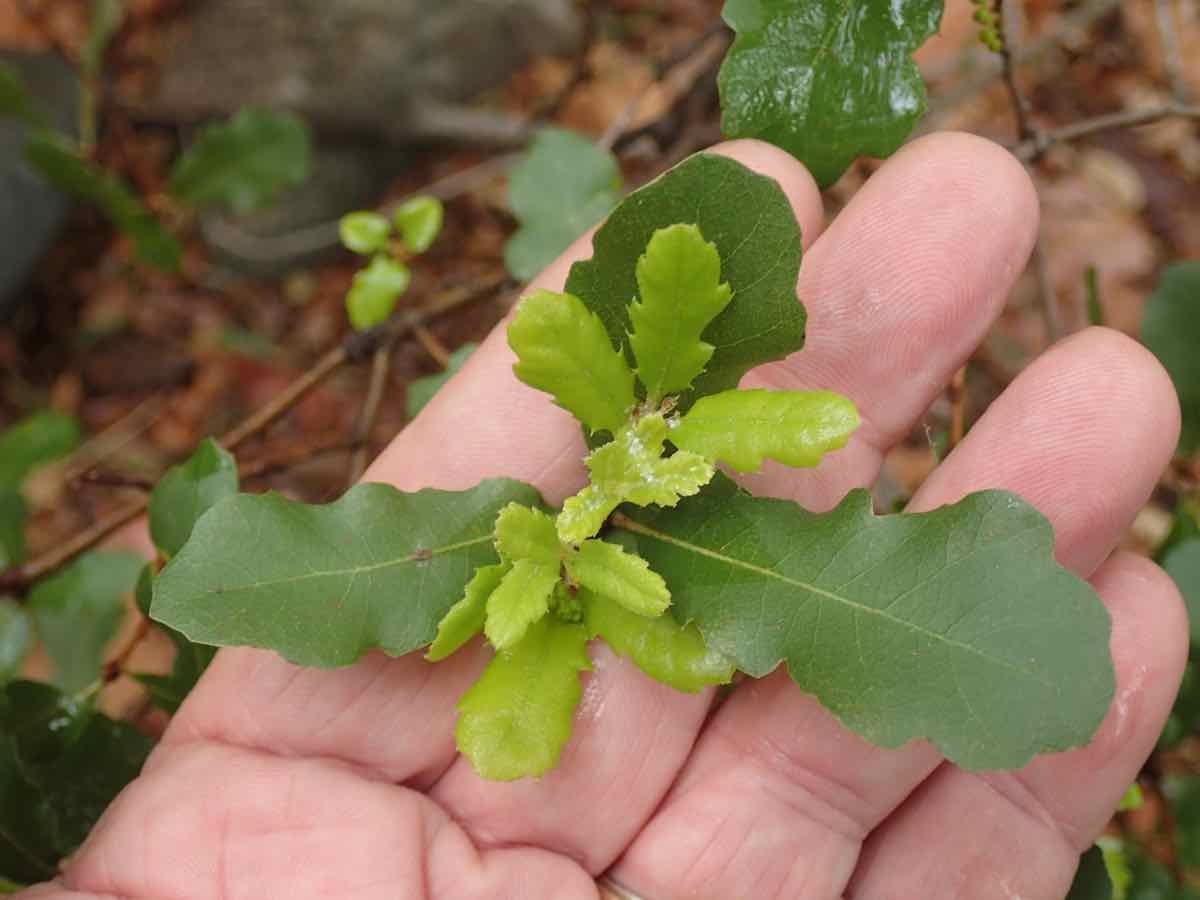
[427,131,1039,871]
[847,552,1187,900]
[610,328,1180,899]
[167,140,825,828]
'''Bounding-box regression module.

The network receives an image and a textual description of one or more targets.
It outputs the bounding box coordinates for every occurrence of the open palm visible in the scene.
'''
[22,133,1187,900]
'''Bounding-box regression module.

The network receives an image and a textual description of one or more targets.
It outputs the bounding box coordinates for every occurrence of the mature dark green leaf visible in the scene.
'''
[169,108,312,214]
[718,0,942,187]
[148,438,238,558]
[153,479,541,667]
[0,62,45,128]
[0,492,25,571]
[505,128,622,281]
[1164,539,1200,644]
[407,343,477,418]
[1143,262,1200,455]
[0,680,150,884]
[27,551,143,693]
[0,410,79,490]
[1165,774,1200,871]
[82,0,125,78]
[25,133,180,270]
[1067,845,1114,900]
[619,478,1114,770]
[0,599,30,683]
[131,565,214,714]
[1161,660,1200,750]
[1125,848,1198,899]
[566,153,805,406]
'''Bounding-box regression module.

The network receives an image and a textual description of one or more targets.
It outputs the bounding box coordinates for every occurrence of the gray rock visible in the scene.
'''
[0,52,78,316]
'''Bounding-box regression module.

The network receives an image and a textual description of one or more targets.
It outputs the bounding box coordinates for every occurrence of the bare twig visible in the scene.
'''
[996,0,1036,143]
[1013,103,1200,160]
[1155,0,1191,104]
[0,275,509,597]
[414,325,452,368]
[238,433,354,481]
[346,345,394,485]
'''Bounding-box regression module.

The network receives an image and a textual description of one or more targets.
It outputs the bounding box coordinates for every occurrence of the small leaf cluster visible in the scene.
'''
[429,221,859,779]
[338,197,445,331]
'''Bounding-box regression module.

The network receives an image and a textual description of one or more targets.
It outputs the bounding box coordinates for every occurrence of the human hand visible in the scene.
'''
[21,133,1187,900]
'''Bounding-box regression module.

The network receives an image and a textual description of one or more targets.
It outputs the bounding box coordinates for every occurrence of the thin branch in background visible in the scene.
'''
[1155,0,1192,104]
[995,0,1036,143]
[1014,102,1200,160]
[346,345,394,485]
[238,433,354,481]
[413,324,452,368]
[948,365,968,451]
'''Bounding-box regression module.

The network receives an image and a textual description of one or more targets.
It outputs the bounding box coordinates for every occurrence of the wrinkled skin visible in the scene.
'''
[22,134,1187,900]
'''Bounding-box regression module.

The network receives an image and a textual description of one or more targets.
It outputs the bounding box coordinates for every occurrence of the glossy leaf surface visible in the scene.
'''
[718,0,942,187]
[620,479,1114,769]
[566,153,805,404]
[153,480,540,667]
[148,438,238,558]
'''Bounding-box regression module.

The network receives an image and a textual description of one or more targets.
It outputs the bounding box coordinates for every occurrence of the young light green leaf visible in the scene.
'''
[24,133,180,270]
[671,388,860,472]
[1067,845,1115,900]
[456,616,591,781]
[407,343,477,418]
[566,153,804,406]
[339,211,391,255]
[148,438,238,558]
[1143,262,1200,455]
[0,680,150,884]
[583,589,731,692]
[27,550,143,693]
[557,414,713,543]
[0,409,79,490]
[0,491,25,570]
[0,599,31,683]
[130,565,215,714]
[1163,539,1200,645]
[345,255,411,331]
[508,289,636,435]
[619,478,1115,770]
[394,195,444,254]
[504,127,621,281]
[0,62,46,128]
[168,108,312,214]
[566,539,669,617]
[82,0,125,78]
[718,0,942,188]
[493,503,560,564]
[484,558,558,650]
[428,563,508,661]
[629,223,732,402]
[152,479,540,667]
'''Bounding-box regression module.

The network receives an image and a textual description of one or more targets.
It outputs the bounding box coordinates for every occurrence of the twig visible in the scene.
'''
[346,345,394,485]
[414,324,452,368]
[102,616,152,683]
[238,433,354,480]
[1031,239,1062,340]
[948,365,968,451]
[1013,103,1200,160]
[0,275,510,597]
[75,469,155,491]
[1155,0,1191,105]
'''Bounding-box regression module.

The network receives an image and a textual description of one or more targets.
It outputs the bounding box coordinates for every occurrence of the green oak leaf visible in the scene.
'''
[671,388,860,472]
[27,550,143,693]
[0,599,30,683]
[557,414,713,543]
[504,127,622,281]
[24,133,181,271]
[1161,660,1200,751]
[566,153,805,406]
[0,680,150,884]
[583,589,732,692]
[484,558,558,650]
[0,62,46,128]
[0,492,25,570]
[345,255,411,331]
[394,196,444,254]
[566,539,669,617]
[508,289,636,435]
[493,503,560,564]
[428,563,508,661]
[1067,845,1115,900]
[148,438,239,558]
[619,477,1115,770]
[407,343,477,418]
[168,108,312,214]
[718,0,942,188]
[1163,539,1200,645]
[152,479,540,667]
[629,223,733,402]
[456,616,591,781]
[1143,262,1200,455]
[0,409,79,490]
[339,211,391,255]
[131,565,214,714]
